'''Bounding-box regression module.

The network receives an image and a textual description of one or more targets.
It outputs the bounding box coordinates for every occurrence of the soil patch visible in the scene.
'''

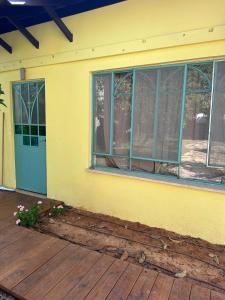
[37,206,225,294]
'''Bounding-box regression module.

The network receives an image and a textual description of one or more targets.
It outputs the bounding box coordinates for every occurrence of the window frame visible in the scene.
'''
[91,59,225,189]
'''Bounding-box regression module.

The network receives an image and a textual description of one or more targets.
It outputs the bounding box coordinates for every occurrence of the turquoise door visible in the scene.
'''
[13,80,47,194]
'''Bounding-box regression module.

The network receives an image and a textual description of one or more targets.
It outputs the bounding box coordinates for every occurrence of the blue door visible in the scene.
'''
[13,80,47,194]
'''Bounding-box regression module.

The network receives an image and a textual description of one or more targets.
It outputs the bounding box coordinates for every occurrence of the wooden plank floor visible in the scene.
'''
[0,191,225,300]
[0,191,56,221]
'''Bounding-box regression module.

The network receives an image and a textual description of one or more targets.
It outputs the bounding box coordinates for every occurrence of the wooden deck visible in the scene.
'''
[0,190,53,221]
[0,191,225,300]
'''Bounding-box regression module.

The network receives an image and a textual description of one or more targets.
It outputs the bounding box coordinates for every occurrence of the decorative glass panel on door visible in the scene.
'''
[13,81,46,147]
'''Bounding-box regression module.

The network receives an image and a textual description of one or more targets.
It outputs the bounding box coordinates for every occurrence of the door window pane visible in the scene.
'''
[13,85,22,124]
[39,126,46,136]
[23,135,30,146]
[30,82,38,124]
[31,125,38,135]
[38,82,46,125]
[23,125,30,135]
[31,136,39,146]
[21,84,29,124]
[15,125,22,134]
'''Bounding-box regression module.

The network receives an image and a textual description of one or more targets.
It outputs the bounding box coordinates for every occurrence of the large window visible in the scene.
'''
[92,60,225,186]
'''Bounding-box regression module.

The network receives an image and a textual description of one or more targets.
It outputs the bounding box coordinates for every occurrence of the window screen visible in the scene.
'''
[133,66,184,162]
[92,60,225,187]
[93,74,111,154]
[113,72,132,156]
[208,61,225,167]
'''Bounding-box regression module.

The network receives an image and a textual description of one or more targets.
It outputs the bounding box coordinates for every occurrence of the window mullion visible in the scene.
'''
[177,64,188,179]
[109,72,115,156]
[20,84,23,126]
[206,61,216,167]
[91,76,96,166]
[153,69,160,159]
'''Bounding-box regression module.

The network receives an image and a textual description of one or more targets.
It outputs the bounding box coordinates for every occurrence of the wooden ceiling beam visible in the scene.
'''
[7,16,39,48]
[0,37,12,53]
[44,6,73,42]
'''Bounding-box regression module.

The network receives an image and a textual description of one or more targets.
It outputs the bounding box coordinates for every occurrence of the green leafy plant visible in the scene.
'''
[14,201,43,227]
[49,204,64,217]
[0,84,6,108]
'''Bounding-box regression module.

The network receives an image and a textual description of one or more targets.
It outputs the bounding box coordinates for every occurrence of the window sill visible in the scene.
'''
[87,167,225,194]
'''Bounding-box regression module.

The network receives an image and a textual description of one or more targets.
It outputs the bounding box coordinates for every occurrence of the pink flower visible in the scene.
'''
[16,219,20,225]
[25,209,29,212]
[13,212,17,216]
[19,206,24,211]
[17,205,21,209]
[57,205,64,209]
[38,201,43,205]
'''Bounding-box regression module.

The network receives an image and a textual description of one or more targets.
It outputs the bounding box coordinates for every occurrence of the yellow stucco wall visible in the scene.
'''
[1,0,225,244]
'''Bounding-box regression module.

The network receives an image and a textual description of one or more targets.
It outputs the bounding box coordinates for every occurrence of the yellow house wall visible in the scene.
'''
[1,0,225,244]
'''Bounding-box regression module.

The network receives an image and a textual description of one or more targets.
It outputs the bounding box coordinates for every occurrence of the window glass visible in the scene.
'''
[94,74,111,154]
[155,67,184,161]
[187,64,212,91]
[113,72,132,155]
[92,61,225,188]
[95,155,129,170]
[208,61,225,167]
[133,66,184,161]
[133,70,157,158]
[132,160,178,177]
[181,92,211,165]
[180,63,225,182]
